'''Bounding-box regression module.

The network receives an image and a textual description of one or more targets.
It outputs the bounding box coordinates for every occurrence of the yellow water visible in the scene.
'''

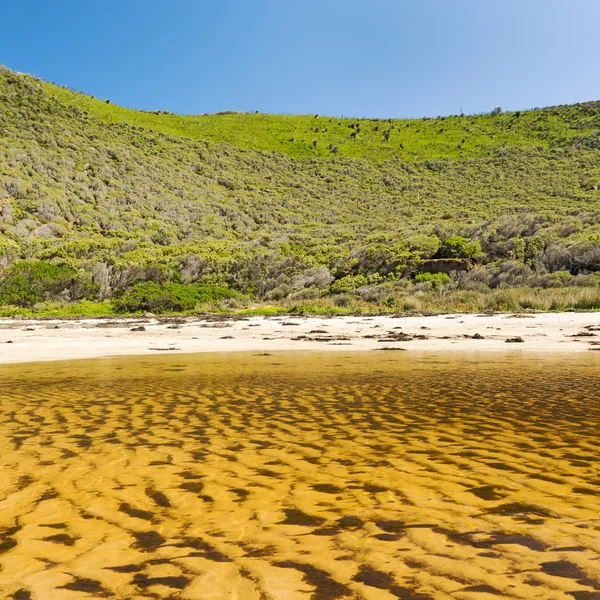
[0,352,599,600]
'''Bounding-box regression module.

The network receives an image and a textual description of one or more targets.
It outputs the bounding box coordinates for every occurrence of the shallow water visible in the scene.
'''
[0,352,599,600]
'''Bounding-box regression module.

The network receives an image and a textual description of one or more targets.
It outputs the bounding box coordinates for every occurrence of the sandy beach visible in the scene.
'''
[0,312,599,364]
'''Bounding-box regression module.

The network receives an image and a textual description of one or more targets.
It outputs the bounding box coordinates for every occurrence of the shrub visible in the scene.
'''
[538,270,573,288]
[414,272,451,285]
[489,261,533,288]
[330,274,368,294]
[455,267,492,291]
[0,234,20,264]
[405,234,441,259]
[525,236,545,264]
[112,281,236,313]
[438,236,481,259]
[290,266,333,290]
[0,260,96,307]
[265,283,291,301]
[354,241,420,277]
[538,242,573,273]
[507,237,526,262]
[333,293,353,307]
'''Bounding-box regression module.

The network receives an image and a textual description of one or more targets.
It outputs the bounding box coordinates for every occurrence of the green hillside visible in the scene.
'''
[1,65,599,315]
[45,78,600,162]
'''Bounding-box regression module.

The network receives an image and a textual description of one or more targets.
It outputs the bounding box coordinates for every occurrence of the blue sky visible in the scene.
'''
[1,0,599,118]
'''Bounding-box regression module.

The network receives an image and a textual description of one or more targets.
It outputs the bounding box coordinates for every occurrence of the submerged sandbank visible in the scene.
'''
[1,352,599,599]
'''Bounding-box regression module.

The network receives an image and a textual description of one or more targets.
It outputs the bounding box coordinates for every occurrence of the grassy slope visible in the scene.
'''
[46,80,600,162]
[1,67,600,313]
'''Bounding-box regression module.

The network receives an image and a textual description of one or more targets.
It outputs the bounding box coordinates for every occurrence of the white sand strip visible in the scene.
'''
[0,312,599,364]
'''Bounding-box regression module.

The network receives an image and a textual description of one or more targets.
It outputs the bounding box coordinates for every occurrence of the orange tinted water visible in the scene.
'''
[0,352,599,599]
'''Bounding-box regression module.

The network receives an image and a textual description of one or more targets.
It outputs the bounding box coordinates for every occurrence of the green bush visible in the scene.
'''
[330,274,368,294]
[438,236,481,259]
[355,241,421,277]
[414,272,451,285]
[525,236,546,264]
[405,234,441,259]
[112,281,236,313]
[0,234,20,261]
[0,260,96,307]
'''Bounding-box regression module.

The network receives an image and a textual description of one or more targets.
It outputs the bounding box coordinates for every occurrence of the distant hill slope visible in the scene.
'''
[0,65,599,312]
[45,77,600,162]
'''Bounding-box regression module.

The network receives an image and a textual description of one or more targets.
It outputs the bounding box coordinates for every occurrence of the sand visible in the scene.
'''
[0,312,599,364]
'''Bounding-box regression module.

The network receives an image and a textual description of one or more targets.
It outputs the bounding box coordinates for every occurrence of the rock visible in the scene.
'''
[292,335,350,342]
[505,336,524,343]
[148,347,180,351]
[381,332,413,342]
[374,347,407,351]
[130,326,146,332]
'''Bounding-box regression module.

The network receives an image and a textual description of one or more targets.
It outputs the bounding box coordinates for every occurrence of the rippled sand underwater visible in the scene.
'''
[0,352,599,600]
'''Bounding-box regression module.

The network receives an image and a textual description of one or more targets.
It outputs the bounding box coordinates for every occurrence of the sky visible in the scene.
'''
[1,0,599,119]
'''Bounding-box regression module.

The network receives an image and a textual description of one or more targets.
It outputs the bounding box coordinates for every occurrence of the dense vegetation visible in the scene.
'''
[1,65,599,315]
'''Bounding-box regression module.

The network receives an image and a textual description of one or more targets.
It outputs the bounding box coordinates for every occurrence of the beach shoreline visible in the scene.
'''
[0,312,599,365]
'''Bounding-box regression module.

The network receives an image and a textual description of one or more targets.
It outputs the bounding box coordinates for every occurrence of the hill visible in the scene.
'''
[1,65,599,315]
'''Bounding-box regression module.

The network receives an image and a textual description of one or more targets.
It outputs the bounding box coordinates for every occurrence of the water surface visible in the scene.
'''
[0,352,599,599]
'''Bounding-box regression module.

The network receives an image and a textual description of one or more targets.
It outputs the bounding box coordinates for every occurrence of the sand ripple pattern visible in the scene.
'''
[0,352,599,599]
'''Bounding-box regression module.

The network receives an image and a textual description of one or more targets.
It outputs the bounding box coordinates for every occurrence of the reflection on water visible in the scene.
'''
[0,352,599,599]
